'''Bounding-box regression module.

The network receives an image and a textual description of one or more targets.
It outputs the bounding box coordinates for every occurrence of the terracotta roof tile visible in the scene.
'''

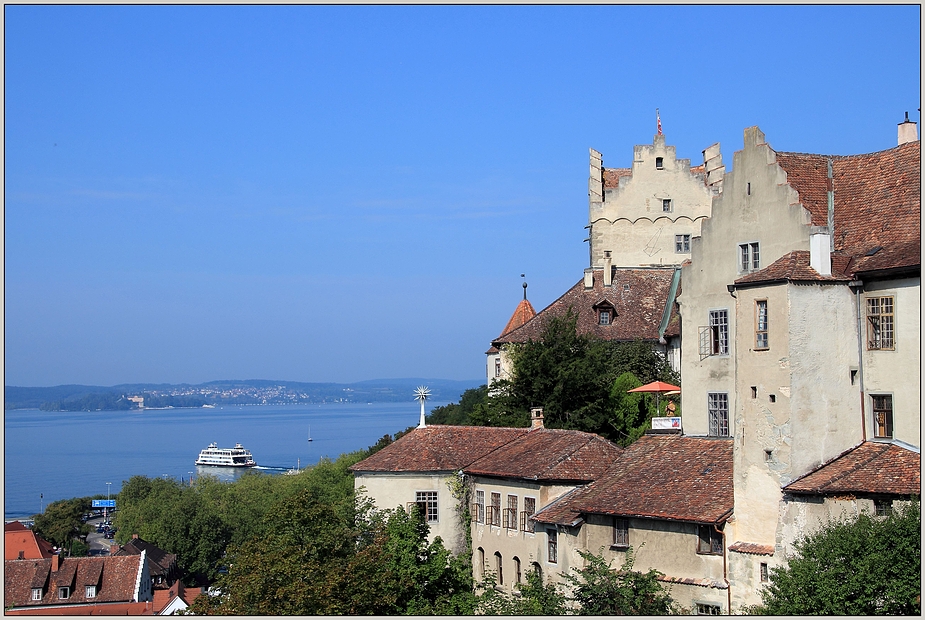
[5,527,54,560]
[5,555,143,608]
[783,441,920,495]
[728,541,774,555]
[113,538,176,580]
[735,250,853,286]
[494,268,677,345]
[602,167,632,189]
[498,299,537,338]
[465,429,622,483]
[349,425,529,473]
[775,142,920,276]
[533,435,733,525]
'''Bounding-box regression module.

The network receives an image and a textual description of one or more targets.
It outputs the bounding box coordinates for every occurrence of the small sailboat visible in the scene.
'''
[308,426,313,442]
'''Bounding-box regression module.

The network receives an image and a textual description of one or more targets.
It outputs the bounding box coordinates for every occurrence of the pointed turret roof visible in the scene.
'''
[498,298,537,338]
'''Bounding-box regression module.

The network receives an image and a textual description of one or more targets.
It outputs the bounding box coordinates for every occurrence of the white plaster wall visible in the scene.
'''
[354,471,466,554]
[680,126,813,437]
[861,277,921,446]
[470,477,577,592]
[590,135,714,268]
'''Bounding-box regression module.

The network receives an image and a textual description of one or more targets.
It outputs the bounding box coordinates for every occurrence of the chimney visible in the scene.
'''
[110,544,120,556]
[810,230,832,276]
[583,268,594,289]
[132,533,139,539]
[51,552,59,572]
[898,111,918,145]
[603,251,613,287]
[530,407,544,430]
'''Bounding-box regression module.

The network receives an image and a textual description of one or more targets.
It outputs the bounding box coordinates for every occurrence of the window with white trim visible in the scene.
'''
[662,198,672,212]
[699,309,729,358]
[866,296,894,350]
[85,585,97,598]
[31,588,42,601]
[675,234,690,253]
[415,491,438,523]
[489,492,501,527]
[739,242,760,272]
[58,587,70,600]
[708,393,729,437]
[494,358,501,377]
[474,490,485,523]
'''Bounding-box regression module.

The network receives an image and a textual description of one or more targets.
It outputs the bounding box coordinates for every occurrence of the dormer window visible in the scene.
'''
[86,585,97,598]
[599,310,611,325]
[593,300,616,326]
[31,588,42,601]
[58,587,70,600]
[655,157,664,170]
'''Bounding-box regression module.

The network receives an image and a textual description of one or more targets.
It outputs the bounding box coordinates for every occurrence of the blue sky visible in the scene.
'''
[5,5,920,387]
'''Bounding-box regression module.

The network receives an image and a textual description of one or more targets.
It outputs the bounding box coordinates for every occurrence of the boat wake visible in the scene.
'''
[253,465,290,472]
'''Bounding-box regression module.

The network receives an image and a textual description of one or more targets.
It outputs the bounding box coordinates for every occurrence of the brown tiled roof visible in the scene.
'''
[349,425,529,473]
[465,428,622,483]
[783,441,920,496]
[493,268,677,345]
[735,250,854,286]
[603,167,632,189]
[5,601,156,615]
[5,527,55,560]
[4,555,143,608]
[533,435,733,525]
[113,538,176,579]
[728,541,775,556]
[498,298,537,338]
[775,141,920,277]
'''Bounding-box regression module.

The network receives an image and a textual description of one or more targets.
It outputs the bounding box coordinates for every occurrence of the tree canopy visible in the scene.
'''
[752,501,921,615]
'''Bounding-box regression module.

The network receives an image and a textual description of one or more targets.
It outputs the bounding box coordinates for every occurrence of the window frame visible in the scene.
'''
[521,496,536,533]
[755,299,769,350]
[598,309,611,325]
[675,234,691,253]
[612,517,629,549]
[706,309,729,356]
[474,489,485,523]
[759,563,769,583]
[415,490,439,523]
[655,157,664,170]
[547,528,558,564]
[697,524,724,555]
[871,394,893,439]
[31,588,42,601]
[504,494,518,529]
[495,551,504,585]
[708,393,730,437]
[866,296,895,350]
[489,492,501,527]
[513,556,522,584]
[874,499,893,516]
[738,241,760,273]
[494,358,501,377]
[696,603,722,615]
[662,198,672,212]
[85,585,97,599]
[58,586,70,600]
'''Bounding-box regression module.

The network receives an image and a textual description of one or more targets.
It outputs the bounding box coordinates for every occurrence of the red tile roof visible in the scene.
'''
[728,541,774,556]
[735,250,854,286]
[5,555,144,609]
[493,268,678,345]
[533,434,733,525]
[498,298,537,338]
[5,527,55,560]
[349,425,529,473]
[783,441,920,496]
[602,167,632,189]
[774,141,920,277]
[113,538,176,583]
[465,429,622,483]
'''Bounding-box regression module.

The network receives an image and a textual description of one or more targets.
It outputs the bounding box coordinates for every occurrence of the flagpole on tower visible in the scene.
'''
[657,108,662,135]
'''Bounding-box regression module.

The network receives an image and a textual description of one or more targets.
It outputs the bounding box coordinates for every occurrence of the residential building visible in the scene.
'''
[349,425,529,554]
[678,121,920,609]
[532,432,734,613]
[465,409,622,591]
[4,551,153,613]
[111,534,179,589]
[5,522,54,560]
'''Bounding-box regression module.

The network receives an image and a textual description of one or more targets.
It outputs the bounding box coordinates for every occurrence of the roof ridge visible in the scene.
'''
[786,441,880,489]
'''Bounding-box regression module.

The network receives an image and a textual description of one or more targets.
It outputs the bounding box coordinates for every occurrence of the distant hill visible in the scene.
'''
[4,378,484,411]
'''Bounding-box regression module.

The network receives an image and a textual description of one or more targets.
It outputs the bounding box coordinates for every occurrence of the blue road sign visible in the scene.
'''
[92,499,116,508]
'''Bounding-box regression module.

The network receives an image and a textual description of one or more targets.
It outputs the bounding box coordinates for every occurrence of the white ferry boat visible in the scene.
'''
[195,442,257,467]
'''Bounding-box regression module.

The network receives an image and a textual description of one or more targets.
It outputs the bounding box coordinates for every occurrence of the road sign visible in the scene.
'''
[92,499,116,508]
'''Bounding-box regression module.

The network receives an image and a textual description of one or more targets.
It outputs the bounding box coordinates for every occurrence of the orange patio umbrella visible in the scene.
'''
[627,381,681,415]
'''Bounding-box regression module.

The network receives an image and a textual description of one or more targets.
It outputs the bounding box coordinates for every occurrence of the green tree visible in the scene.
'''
[476,569,569,615]
[608,372,650,447]
[427,385,488,425]
[752,501,921,615]
[32,497,92,550]
[563,547,676,615]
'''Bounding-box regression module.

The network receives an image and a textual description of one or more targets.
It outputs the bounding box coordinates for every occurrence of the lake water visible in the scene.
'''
[4,401,447,520]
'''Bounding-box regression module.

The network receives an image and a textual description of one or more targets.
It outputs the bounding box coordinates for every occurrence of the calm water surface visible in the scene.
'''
[4,401,446,519]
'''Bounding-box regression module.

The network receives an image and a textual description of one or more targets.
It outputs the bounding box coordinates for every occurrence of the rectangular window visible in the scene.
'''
[504,495,518,529]
[759,563,769,583]
[707,309,729,355]
[58,587,70,600]
[871,395,893,439]
[675,234,691,253]
[739,242,760,272]
[494,358,501,377]
[866,296,895,350]
[755,300,769,349]
[547,529,558,564]
[31,588,42,601]
[415,491,438,523]
[474,490,485,523]
[655,157,664,170]
[697,603,722,615]
[708,393,729,437]
[599,310,610,325]
[612,517,629,548]
[490,492,501,527]
[521,497,536,533]
[86,585,97,598]
[662,198,672,212]
[874,499,893,516]
[697,525,723,555]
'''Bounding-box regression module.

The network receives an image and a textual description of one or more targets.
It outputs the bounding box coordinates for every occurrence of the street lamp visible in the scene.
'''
[105,482,112,522]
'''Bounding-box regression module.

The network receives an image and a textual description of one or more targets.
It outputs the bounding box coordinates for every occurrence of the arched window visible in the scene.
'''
[476,547,485,580]
[494,551,503,585]
[531,562,543,584]
[513,556,522,583]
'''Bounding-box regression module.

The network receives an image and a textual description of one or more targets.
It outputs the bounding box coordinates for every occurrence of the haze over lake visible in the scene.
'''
[4,401,447,519]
